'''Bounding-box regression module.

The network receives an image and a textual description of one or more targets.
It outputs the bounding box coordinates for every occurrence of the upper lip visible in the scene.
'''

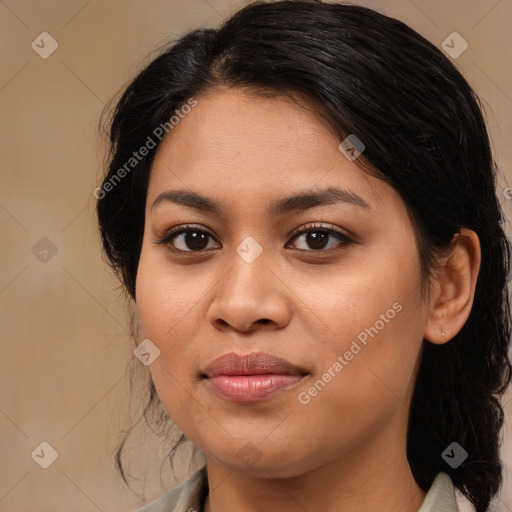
[202,352,308,378]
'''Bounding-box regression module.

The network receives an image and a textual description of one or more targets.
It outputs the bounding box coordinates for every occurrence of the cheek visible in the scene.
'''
[295,298,424,462]
[293,250,418,354]
[135,247,175,339]
[301,255,425,415]
[319,296,424,409]
[135,242,201,340]
[135,244,209,424]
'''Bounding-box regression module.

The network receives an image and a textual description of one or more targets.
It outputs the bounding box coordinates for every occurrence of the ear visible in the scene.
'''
[423,228,481,344]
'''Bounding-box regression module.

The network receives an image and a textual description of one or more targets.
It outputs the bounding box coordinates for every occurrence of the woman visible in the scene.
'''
[96,1,512,511]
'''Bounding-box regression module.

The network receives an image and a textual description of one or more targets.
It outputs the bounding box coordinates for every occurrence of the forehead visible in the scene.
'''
[147,87,399,217]
[156,87,335,165]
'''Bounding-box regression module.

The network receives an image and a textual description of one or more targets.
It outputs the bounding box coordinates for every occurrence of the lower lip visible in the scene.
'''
[205,374,304,402]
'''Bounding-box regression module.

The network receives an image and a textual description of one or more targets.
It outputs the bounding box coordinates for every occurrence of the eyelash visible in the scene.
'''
[154,222,355,254]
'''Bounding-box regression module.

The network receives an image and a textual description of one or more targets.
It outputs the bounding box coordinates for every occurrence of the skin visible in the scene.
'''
[135,86,481,512]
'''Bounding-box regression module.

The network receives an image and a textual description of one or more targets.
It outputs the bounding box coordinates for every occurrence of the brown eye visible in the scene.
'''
[156,225,219,252]
[288,224,354,252]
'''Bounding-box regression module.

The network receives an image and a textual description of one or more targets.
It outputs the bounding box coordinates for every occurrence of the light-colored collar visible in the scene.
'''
[137,465,207,512]
[136,466,459,512]
[418,472,459,511]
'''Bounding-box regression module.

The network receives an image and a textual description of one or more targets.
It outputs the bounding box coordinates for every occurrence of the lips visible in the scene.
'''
[202,352,308,402]
[203,352,307,377]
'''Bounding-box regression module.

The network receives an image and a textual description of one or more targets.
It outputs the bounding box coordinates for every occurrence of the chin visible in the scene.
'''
[204,439,324,479]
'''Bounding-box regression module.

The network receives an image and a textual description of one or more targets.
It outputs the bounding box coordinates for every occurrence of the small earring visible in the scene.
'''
[441,331,445,337]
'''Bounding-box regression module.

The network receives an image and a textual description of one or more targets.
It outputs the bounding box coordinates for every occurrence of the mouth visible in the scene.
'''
[201,352,309,403]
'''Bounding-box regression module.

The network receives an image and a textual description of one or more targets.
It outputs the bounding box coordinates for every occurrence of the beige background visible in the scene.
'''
[1,0,511,511]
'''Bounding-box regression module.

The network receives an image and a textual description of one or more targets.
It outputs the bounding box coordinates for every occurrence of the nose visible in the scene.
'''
[206,242,292,334]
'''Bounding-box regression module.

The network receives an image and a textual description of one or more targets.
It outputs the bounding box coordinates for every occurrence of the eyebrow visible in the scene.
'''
[151,186,370,216]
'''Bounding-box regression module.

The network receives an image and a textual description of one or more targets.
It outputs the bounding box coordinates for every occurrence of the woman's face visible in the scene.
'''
[136,87,431,478]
